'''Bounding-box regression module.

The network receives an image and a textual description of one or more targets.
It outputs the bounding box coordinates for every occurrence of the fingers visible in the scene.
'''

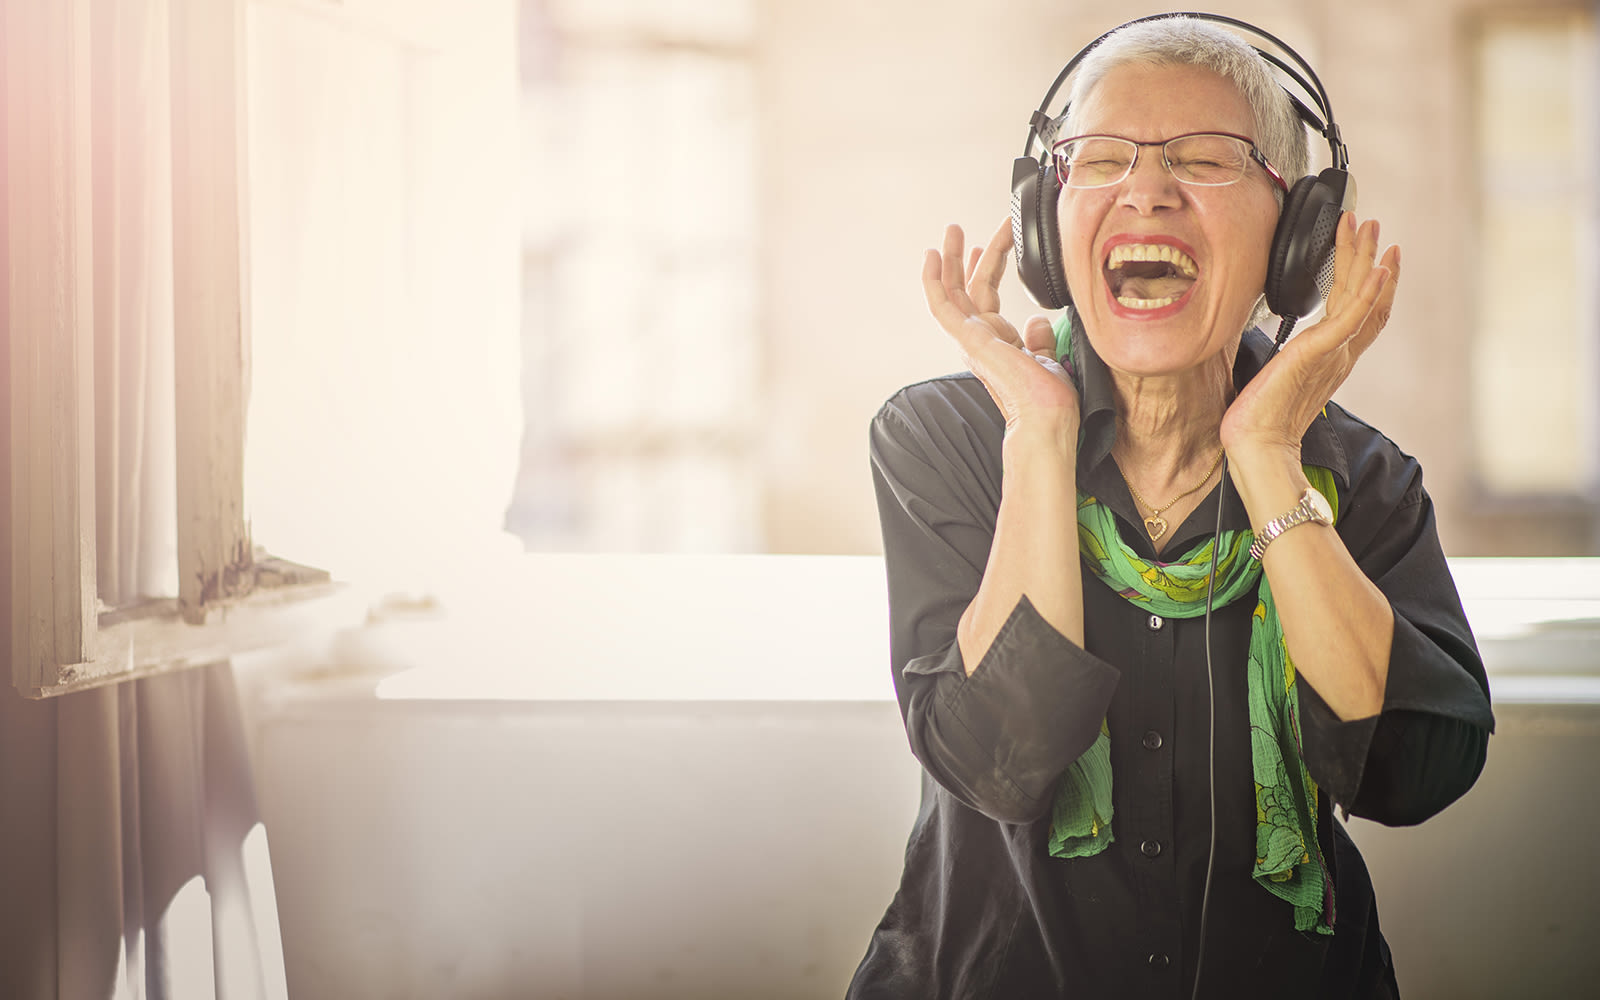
[1339,220,1394,347]
[923,244,969,329]
[939,224,975,310]
[922,246,976,335]
[922,251,1021,358]
[1346,243,1399,356]
[923,222,1027,350]
[1022,314,1057,358]
[1328,213,1383,319]
[931,220,1015,316]
[923,225,977,324]
[1301,213,1396,353]
[967,218,1014,316]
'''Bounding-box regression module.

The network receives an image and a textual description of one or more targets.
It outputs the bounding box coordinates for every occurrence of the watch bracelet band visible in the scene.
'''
[1248,491,1321,561]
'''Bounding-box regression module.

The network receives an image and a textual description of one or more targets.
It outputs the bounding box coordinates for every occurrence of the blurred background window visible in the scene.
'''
[508,0,761,552]
[1469,10,1598,498]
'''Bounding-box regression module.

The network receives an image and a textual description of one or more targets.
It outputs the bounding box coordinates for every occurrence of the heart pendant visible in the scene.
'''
[1144,515,1168,541]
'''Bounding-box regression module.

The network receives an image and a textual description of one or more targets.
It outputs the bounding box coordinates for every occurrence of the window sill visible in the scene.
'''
[236,553,896,705]
[230,554,1600,709]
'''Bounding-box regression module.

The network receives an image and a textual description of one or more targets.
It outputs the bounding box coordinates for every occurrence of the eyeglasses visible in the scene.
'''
[1051,132,1289,192]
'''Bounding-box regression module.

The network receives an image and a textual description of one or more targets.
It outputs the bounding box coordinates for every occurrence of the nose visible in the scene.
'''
[1119,143,1183,213]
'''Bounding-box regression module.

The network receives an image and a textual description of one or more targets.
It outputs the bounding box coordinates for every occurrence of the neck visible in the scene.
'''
[1109,352,1233,483]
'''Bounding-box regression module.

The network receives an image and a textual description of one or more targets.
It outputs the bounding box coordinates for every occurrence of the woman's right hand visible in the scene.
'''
[924,220,1089,667]
[922,219,1080,437]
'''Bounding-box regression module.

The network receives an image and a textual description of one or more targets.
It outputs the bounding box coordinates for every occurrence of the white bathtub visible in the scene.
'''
[239,554,1600,999]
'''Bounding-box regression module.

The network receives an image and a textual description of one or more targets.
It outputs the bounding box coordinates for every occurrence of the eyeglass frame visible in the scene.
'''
[1050,131,1290,193]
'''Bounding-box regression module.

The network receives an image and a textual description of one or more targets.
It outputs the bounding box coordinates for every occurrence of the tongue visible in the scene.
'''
[1119,274,1194,300]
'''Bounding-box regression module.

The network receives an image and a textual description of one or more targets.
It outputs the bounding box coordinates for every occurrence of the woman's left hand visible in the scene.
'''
[1221,212,1399,461]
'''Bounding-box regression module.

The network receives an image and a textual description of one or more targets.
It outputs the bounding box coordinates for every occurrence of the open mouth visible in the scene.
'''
[1103,242,1199,310]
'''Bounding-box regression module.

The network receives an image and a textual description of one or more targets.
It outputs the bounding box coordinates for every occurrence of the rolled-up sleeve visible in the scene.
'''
[1295,414,1495,826]
[871,379,1120,823]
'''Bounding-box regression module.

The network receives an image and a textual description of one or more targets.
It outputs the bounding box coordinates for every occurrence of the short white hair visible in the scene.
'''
[1057,16,1311,198]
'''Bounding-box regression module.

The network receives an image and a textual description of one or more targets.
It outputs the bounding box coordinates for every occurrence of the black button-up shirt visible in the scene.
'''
[847,331,1496,999]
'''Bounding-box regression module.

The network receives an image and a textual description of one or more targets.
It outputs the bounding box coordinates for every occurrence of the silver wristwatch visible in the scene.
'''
[1249,487,1333,561]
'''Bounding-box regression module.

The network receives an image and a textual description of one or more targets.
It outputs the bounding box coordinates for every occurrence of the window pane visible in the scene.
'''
[510,0,758,551]
[1470,12,1598,495]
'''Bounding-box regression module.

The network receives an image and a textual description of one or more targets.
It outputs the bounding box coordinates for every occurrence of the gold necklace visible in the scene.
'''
[1117,446,1226,542]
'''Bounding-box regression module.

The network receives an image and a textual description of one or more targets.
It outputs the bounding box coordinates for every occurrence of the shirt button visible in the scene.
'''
[1148,953,1170,969]
[1140,839,1163,858]
[1142,730,1163,751]
[1148,614,1165,631]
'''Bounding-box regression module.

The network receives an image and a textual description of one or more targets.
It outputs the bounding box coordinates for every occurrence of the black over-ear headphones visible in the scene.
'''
[1010,11,1356,323]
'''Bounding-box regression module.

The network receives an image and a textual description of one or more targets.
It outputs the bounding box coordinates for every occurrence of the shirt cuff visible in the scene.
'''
[912,596,1121,819]
[1296,612,1494,816]
[1295,676,1379,813]
[1378,614,1496,731]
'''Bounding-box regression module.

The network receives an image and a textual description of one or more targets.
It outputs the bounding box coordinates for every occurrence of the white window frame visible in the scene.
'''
[5,0,343,699]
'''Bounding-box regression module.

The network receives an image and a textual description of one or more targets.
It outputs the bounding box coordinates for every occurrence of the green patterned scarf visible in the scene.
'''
[1046,316,1337,935]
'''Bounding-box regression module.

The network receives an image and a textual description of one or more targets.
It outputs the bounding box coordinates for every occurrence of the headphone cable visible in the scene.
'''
[1191,313,1296,1000]
[1190,456,1226,1000]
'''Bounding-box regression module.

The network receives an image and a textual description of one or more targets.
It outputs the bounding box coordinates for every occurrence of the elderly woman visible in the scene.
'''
[848,15,1494,1000]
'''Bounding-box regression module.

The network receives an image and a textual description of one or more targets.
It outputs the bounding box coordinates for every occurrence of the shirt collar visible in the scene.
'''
[1067,313,1350,555]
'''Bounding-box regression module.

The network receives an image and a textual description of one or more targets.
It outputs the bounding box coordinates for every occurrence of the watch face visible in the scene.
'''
[1306,488,1333,525]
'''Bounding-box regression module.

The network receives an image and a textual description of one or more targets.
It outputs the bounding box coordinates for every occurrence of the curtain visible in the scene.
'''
[0,668,286,1000]
[0,0,287,996]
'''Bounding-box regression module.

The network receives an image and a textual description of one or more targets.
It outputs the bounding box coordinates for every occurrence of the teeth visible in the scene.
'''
[1107,242,1198,277]
[1117,294,1182,309]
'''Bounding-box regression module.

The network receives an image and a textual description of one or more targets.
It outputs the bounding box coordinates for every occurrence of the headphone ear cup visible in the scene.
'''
[1264,167,1352,319]
[1010,156,1073,309]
